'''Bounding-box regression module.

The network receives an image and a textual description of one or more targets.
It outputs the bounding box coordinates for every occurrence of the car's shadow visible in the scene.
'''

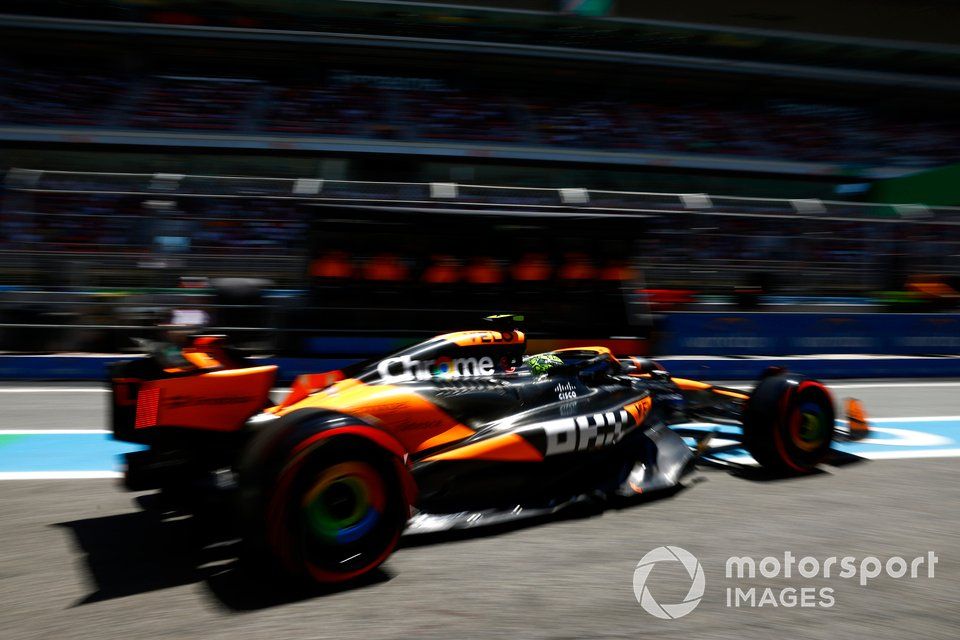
[56,452,858,610]
[695,445,866,482]
[56,496,391,611]
[56,485,692,610]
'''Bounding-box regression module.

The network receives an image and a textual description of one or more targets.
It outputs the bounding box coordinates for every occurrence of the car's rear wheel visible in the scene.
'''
[742,373,835,474]
[239,428,408,584]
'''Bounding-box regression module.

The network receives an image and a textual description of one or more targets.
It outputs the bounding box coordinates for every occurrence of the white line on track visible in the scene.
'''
[723,381,960,391]
[720,448,960,464]
[0,429,110,434]
[855,427,953,447]
[826,382,960,390]
[855,448,960,460]
[0,388,107,393]
[870,416,960,422]
[0,471,121,480]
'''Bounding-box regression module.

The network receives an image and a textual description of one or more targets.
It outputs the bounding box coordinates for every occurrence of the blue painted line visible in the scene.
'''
[0,433,144,472]
[679,417,960,461]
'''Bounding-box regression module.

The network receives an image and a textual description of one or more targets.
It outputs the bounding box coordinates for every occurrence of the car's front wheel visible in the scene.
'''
[742,373,835,474]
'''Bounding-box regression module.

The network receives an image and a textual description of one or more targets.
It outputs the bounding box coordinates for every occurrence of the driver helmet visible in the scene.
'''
[527,353,564,376]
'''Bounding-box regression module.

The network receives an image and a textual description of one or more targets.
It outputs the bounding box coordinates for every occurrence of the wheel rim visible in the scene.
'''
[301,461,386,545]
[790,401,827,452]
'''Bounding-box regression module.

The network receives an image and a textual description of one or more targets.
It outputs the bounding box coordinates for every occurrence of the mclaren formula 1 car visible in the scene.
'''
[109,317,867,585]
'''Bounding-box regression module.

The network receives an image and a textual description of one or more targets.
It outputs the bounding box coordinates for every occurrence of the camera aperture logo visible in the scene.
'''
[632,546,705,620]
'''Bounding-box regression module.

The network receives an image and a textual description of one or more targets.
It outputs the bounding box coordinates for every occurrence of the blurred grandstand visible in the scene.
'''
[3,169,960,355]
[3,62,958,169]
[1,1,959,353]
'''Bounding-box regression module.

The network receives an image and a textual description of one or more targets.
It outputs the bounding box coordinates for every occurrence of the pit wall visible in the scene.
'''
[2,312,960,382]
[657,312,960,356]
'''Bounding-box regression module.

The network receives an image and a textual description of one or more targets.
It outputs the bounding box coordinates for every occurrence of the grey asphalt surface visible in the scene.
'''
[0,381,958,640]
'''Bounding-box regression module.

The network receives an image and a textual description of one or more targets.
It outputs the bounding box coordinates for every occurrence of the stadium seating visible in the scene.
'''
[1,64,957,168]
[127,77,261,131]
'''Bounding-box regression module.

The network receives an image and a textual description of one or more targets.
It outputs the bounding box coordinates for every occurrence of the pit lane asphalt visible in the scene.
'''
[0,381,957,640]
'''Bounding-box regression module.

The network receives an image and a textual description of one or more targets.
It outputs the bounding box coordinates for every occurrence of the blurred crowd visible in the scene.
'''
[4,192,959,264]
[2,64,958,168]
[4,186,959,300]
[0,193,307,252]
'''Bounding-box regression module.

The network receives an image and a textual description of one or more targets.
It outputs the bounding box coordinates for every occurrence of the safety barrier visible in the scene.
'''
[659,312,960,356]
[3,353,960,383]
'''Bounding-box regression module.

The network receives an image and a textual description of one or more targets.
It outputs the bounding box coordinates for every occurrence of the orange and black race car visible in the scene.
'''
[109,316,867,585]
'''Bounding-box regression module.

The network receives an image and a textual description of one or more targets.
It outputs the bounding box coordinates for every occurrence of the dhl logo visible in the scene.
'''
[624,396,653,425]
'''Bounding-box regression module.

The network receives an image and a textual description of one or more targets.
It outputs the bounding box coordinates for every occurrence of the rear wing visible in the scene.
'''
[109,336,276,442]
